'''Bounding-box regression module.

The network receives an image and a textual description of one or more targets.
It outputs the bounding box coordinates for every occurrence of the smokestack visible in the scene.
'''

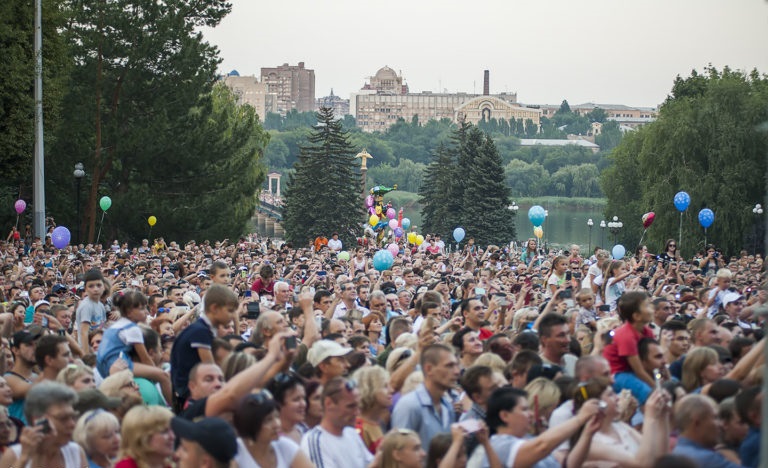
[483,70,489,95]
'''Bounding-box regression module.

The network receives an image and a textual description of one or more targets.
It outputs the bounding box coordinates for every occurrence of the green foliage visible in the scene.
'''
[283,107,363,247]
[586,108,607,123]
[559,100,572,114]
[367,159,425,193]
[419,143,459,237]
[601,67,768,256]
[505,160,550,197]
[595,120,623,155]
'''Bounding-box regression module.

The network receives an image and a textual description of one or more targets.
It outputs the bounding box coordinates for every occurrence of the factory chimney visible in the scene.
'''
[483,70,489,95]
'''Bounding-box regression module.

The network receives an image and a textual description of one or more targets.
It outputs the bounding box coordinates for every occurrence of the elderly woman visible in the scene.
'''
[116,405,175,468]
[74,409,121,468]
[57,364,96,391]
[0,382,87,467]
[99,370,144,420]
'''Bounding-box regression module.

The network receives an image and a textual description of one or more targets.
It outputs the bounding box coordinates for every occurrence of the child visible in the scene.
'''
[76,269,107,354]
[575,288,598,330]
[601,260,633,313]
[546,256,568,296]
[602,291,656,405]
[170,284,238,411]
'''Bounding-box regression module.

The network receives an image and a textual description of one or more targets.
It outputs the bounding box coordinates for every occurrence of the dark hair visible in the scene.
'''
[233,392,279,440]
[210,260,229,276]
[83,269,104,288]
[505,350,542,382]
[486,387,528,434]
[35,334,68,369]
[112,289,148,316]
[729,336,755,361]
[653,454,698,468]
[618,291,649,322]
[734,385,761,426]
[420,343,454,368]
[139,325,160,353]
[460,365,493,400]
[638,337,659,362]
[512,332,540,352]
[204,284,239,312]
[420,301,440,318]
[313,289,332,304]
[451,327,476,353]
[538,314,567,338]
[708,379,742,404]
[267,373,306,406]
[426,433,456,468]
[661,320,688,333]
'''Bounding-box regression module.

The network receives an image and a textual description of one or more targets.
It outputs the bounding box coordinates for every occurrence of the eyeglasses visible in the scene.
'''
[48,411,80,423]
[247,389,274,406]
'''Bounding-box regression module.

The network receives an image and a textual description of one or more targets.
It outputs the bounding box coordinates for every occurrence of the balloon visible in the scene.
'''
[407,232,417,244]
[368,207,376,215]
[369,214,379,227]
[698,208,715,228]
[674,191,691,212]
[416,235,424,246]
[365,195,374,208]
[148,216,157,227]
[387,243,399,256]
[388,219,398,230]
[453,227,465,243]
[386,208,396,220]
[14,199,26,215]
[394,227,404,238]
[533,226,543,239]
[612,244,626,259]
[375,206,382,216]
[337,251,350,261]
[51,226,71,249]
[642,212,655,229]
[401,218,411,230]
[528,205,546,227]
[99,196,112,212]
[373,250,394,271]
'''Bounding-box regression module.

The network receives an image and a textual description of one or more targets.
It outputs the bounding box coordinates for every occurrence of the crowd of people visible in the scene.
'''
[0,228,764,468]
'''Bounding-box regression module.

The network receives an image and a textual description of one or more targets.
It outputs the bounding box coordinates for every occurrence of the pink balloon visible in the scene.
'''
[386,208,396,219]
[387,243,399,256]
[14,199,26,215]
[368,207,376,215]
[365,195,374,208]
[388,219,398,230]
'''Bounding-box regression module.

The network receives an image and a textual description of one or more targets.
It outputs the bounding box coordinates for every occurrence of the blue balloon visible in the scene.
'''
[401,218,411,230]
[453,227,465,243]
[528,205,546,227]
[372,250,394,271]
[698,208,715,228]
[674,191,691,212]
[51,226,71,249]
[394,227,404,238]
[612,244,626,259]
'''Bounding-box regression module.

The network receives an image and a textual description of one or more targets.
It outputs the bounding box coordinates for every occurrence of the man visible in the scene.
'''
[172,416,238,468]
[301,377,373,468]
[672,394,742,467]
[355,284,370,316]
[461,298,492,340]
[23,280,46,324]
[735,385,761,467]
[252,311,288,347]
[392,343,459,445]
[272,281,293,312]
[35,334,74,382]
[377,317,412,366]
[721,293,749,329]
[178,362,225,420]
[313,289,333,316]
[538,314,577,376]
[166,285,186,306]
[368,291,387,318]
[413,301,440,333]
[459,365,498,422]
[670,318,719,380]
[332,282,357,319]
[307,340,351,385]
[661,320,690,365]
[638,338,666,381]
[5,329,41,423]
[649,298,673,340]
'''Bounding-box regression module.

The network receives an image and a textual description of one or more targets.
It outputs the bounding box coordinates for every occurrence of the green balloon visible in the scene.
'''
[99,196,112,211]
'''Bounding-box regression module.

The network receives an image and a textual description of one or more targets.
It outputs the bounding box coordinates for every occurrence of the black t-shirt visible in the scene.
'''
[179,396,208,421]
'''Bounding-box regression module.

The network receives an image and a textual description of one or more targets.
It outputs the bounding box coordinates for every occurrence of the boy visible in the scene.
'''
[170,284,238,412]
[76,269,107,354]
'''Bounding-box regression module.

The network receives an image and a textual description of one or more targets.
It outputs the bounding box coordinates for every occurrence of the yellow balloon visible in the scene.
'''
[148,216,157,227]
[534,226,543,239]
[407,232,417,244]
[416,235,424,246]
[369,214,379,226]
[375,206,382,215]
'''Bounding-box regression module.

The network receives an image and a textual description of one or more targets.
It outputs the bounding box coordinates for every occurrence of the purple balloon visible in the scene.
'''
[14,199,26,215]
[51,226,71,249]
[365,195,374,208]
[386,208,396,219]
[394,227,404,238]
[368,207,376,215]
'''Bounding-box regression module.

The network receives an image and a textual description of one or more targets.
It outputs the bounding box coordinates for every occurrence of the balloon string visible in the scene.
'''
[15,215,19,230]
[95,211,106,245]
[638,229,647,250]
[678,212,683,253]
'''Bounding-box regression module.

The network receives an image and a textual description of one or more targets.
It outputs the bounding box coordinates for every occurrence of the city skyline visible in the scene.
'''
[201,0,768,108]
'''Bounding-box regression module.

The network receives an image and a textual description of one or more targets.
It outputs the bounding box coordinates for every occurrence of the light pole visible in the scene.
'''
[607,216,623,246]
[508,202,519,245]
[599,220,606,248]
[74,163,85,245]
[587,219,594,253]
[753,204,764,255]
[544,209,549,248]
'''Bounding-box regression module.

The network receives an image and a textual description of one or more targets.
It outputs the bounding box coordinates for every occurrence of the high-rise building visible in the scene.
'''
[221,72,277,122]
[316,89,350,118]
[260,62,316,116]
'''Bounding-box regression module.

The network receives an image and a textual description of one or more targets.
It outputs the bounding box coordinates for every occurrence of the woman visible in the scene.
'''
[353,366,392,454]
[380,428,425,468]
[361,312,385,356]
[524,377,561,435]
[116,405,175,468]
[232,391,314,468]
[57,364,96,391]
[659,239,680,265]
[0,382,87,468]
[8,303,26,334]
[521,239,542,268]
[74,409,121,468]
[630,245,649,271]
[302,380,323,430]
[699,244,725,277]
[267,373,308,444]
[681,347,725,393]
[99,370,144,420]
[451,328,483,370]
[0,407,14,453]
[569,377,670,467]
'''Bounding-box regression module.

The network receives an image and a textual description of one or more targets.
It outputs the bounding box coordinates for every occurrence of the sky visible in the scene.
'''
[200,0,768,108]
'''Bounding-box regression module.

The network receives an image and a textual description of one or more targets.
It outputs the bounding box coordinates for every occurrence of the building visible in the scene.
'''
[260,62,316,115]
[519,138,600,153]
[221,72,277,122]
[351,67,541,132]
[534,102,657,128]
[316,89,350,118]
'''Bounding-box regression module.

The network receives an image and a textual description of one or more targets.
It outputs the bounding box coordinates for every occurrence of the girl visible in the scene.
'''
[659,239,680,265]
[520,239,541,268]
[575,288,599,330]
[601,260,634,313]
[546,256,568,296]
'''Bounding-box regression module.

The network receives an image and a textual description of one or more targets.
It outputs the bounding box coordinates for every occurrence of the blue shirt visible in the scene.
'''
[672,437,742,468]
[391,383,455,445]
[170,315,215,400]
[739,428,759,468]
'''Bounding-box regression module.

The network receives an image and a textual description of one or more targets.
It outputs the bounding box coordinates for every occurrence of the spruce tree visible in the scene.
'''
[419,142,456,236]
[283,107,363,247]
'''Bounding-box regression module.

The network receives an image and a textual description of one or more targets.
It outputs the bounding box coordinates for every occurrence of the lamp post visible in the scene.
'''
[544,209,549,248]
[607,216,623,246]
[73,163,85,245]
[587,219,594,253]
[508,202,519,245]
[599,220,606,247]
[753,204,764,255]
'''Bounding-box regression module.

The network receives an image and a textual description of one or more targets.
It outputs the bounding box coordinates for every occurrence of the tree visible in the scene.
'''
[586,108,607,123]
[558,100,572,114]
[505,160,550,197]
[283,107,363,247]
[595,120,623,153]
[419,143,456,237]
[601,67,768,255]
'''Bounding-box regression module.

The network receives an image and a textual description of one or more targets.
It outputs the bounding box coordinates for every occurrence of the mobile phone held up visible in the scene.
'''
[284,335,297,350]
[246,302,261,320]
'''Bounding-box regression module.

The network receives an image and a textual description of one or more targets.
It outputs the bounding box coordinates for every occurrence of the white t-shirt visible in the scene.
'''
[605,277,625,312]
[328,238,342,252]
[301,426,373,468]
[234,436,299,468]
[583,263,602,289]
[110,318,145,346]
[76,297,107,335]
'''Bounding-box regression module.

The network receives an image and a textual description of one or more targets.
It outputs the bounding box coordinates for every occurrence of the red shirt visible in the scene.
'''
[478,327,493,341]
[603,322,654,374]
[250,277,275,295]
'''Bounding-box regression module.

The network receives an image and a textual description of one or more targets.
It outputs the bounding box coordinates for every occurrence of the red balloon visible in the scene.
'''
[642,212,655,229]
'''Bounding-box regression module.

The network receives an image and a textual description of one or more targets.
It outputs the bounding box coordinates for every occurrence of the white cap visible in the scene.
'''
[722,292,743,308]
[307,340,351,367]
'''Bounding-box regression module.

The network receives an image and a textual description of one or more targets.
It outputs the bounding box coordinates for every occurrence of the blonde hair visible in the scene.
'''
[353,365,390,412]
[119,405,174,467]
[74,409,120,454]
[682,347,719,391]
[401,371,424,395]
[380,428,421,468]
[525,377,561,416]
[56,363,94,387]
[394,332,417,350]
[716,268,733,279]
[99,369,134,398]
[474,352,506,374]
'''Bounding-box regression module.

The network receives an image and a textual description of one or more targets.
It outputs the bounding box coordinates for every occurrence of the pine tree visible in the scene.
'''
[419,142,456,236]
[283,107,363,247]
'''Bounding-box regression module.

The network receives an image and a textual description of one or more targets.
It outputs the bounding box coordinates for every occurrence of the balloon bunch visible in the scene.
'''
[528,205,546,245]
[673,191,715,250]
[365,185,409,247]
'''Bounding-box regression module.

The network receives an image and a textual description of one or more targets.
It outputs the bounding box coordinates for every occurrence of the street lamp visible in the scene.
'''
[599,220,606,248]
[73,163,85,245]
[507,202,519,247]
[753,204,764,255]
[607,216,623,245]
[587,219,594,253]
[544,209,549,246]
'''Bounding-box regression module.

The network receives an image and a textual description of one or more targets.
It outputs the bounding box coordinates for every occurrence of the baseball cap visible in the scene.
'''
[307,340,352,367]
[11,329,42,347]
[52,284,67,294]
[722,292,743,308]
[74,389,122,414]
[171,417,237,464]
[33,300,50,310]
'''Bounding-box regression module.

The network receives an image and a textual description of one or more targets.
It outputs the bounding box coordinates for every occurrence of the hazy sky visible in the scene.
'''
[201,0,768,108]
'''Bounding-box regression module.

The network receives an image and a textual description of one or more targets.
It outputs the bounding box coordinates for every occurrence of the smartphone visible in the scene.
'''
[456,418,482,433]
[598,304,611,312]
[494,294,508,306]
[299,265,308,270]
[475,287,486,296]
[653,368,662,391]
[565,271,572,281]
[41,316,48,327]
[244,290,252,298]
[317,271,327,277]
[113,270,119,277]
[36,417,51,435]
[246,302,261,320]
[284,335,297,350]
